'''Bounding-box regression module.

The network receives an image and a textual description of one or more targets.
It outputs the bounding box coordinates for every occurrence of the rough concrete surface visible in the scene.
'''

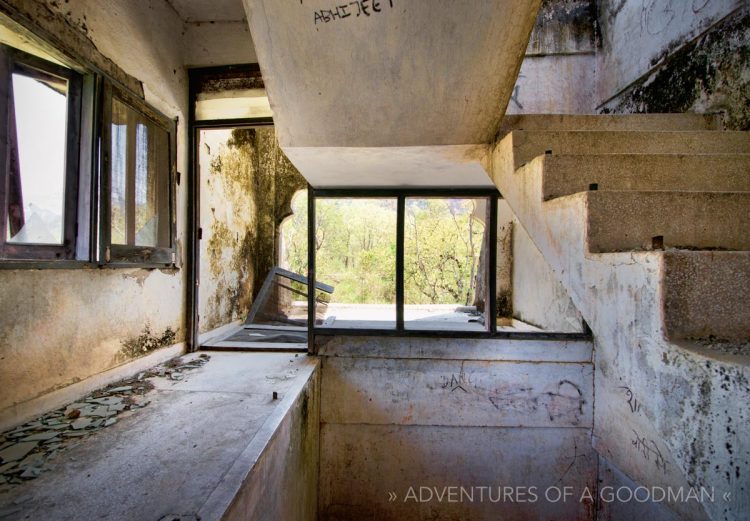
[663,251,750,342]
[0,352,318,521]
[500,113,723,132]
[585,191,750,253]
[506,130,750,169]
[541,154,750,200]
[244,0,539,185]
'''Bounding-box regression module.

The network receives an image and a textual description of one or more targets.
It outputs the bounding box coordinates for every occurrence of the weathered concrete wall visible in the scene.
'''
[254,128,308,296]
[508,0,598,114]
[597,456,683,521]
[596,0,742,103]
[0,0,189,415]
[199,130,258,333]
[512,219,583,332]
[317,336,596,520]
[221,363,319,521]
[198,128,306,333]
[492,132,750,521]
[509,0,749,127]
[600,5,750,130]
[496,200,513,316]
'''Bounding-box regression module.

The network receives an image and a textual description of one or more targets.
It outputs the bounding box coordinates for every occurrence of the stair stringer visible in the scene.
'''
[491,140,750,521]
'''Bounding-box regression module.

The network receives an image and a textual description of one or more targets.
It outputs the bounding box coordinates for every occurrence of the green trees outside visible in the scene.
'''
[405,198,484,306]
[280,192,485,307]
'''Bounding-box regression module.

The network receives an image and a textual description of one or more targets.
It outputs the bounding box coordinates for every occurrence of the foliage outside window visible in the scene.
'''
[404,198,486,330]
[0,44,81,260]
[102,86,175,266]
[282,191,494,332]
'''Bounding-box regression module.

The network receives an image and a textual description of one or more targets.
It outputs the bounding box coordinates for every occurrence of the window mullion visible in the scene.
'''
[396,194,405,332]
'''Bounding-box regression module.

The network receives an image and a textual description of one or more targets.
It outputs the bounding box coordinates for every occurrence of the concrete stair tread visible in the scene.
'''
[504,130,750,169]
[663,250,750,342]
[500,113,722,133]
[536,154,750,200]
[577,190,750,253]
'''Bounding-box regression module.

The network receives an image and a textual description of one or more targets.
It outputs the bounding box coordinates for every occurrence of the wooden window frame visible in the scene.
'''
[100,82,177,267]
[0,44,82,261]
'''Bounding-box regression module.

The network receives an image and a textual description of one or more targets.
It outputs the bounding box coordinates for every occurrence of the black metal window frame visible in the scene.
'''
[0,44,82,261]
[99,81,178,267]
[307,187,501,343]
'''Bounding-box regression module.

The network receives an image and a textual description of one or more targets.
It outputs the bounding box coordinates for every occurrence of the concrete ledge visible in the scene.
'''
[0,353,319,521]
[316,335,592,362]
[199,358,319,521]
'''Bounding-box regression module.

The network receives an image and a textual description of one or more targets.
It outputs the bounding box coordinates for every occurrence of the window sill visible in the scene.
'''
[0,260,179,271]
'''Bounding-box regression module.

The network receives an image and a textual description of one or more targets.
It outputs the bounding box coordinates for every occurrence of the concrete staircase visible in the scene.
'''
[491,114,750,521]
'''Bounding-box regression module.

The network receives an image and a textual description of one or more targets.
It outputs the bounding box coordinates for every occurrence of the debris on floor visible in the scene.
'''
[0,354,210,493]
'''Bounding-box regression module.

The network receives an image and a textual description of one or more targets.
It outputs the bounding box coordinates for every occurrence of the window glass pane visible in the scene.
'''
[110,98,128,245]
[6,70,67,244]
[195,89,272,121]
[404,198,487,331]
[110,97,170,248]
[315,198,397,329]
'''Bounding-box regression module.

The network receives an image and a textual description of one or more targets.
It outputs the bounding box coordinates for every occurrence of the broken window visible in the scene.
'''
[0,44,81,260]
[102,87,175,265]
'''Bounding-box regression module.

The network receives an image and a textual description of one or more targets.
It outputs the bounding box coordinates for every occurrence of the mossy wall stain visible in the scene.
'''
[602,9,750,130]
[528,0,596,56]
[117,325,177,361]
[199,127,305,333]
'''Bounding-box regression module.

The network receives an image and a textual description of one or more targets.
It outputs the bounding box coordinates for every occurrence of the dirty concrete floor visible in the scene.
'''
[0,352,316,521]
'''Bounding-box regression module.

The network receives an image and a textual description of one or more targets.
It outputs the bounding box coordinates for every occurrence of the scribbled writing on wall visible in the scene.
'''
[441,367,473,393]
[631,429,668,473]
[619,386,642,414]
[313,0,394,25]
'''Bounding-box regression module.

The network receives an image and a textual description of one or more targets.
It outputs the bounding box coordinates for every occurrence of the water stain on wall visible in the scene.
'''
[199,128,306,333]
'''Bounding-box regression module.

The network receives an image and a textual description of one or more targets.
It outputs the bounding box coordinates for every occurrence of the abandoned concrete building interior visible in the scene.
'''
[0,0,748,520]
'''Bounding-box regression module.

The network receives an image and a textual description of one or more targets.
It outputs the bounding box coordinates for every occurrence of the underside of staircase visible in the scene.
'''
[492,113,750,521]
